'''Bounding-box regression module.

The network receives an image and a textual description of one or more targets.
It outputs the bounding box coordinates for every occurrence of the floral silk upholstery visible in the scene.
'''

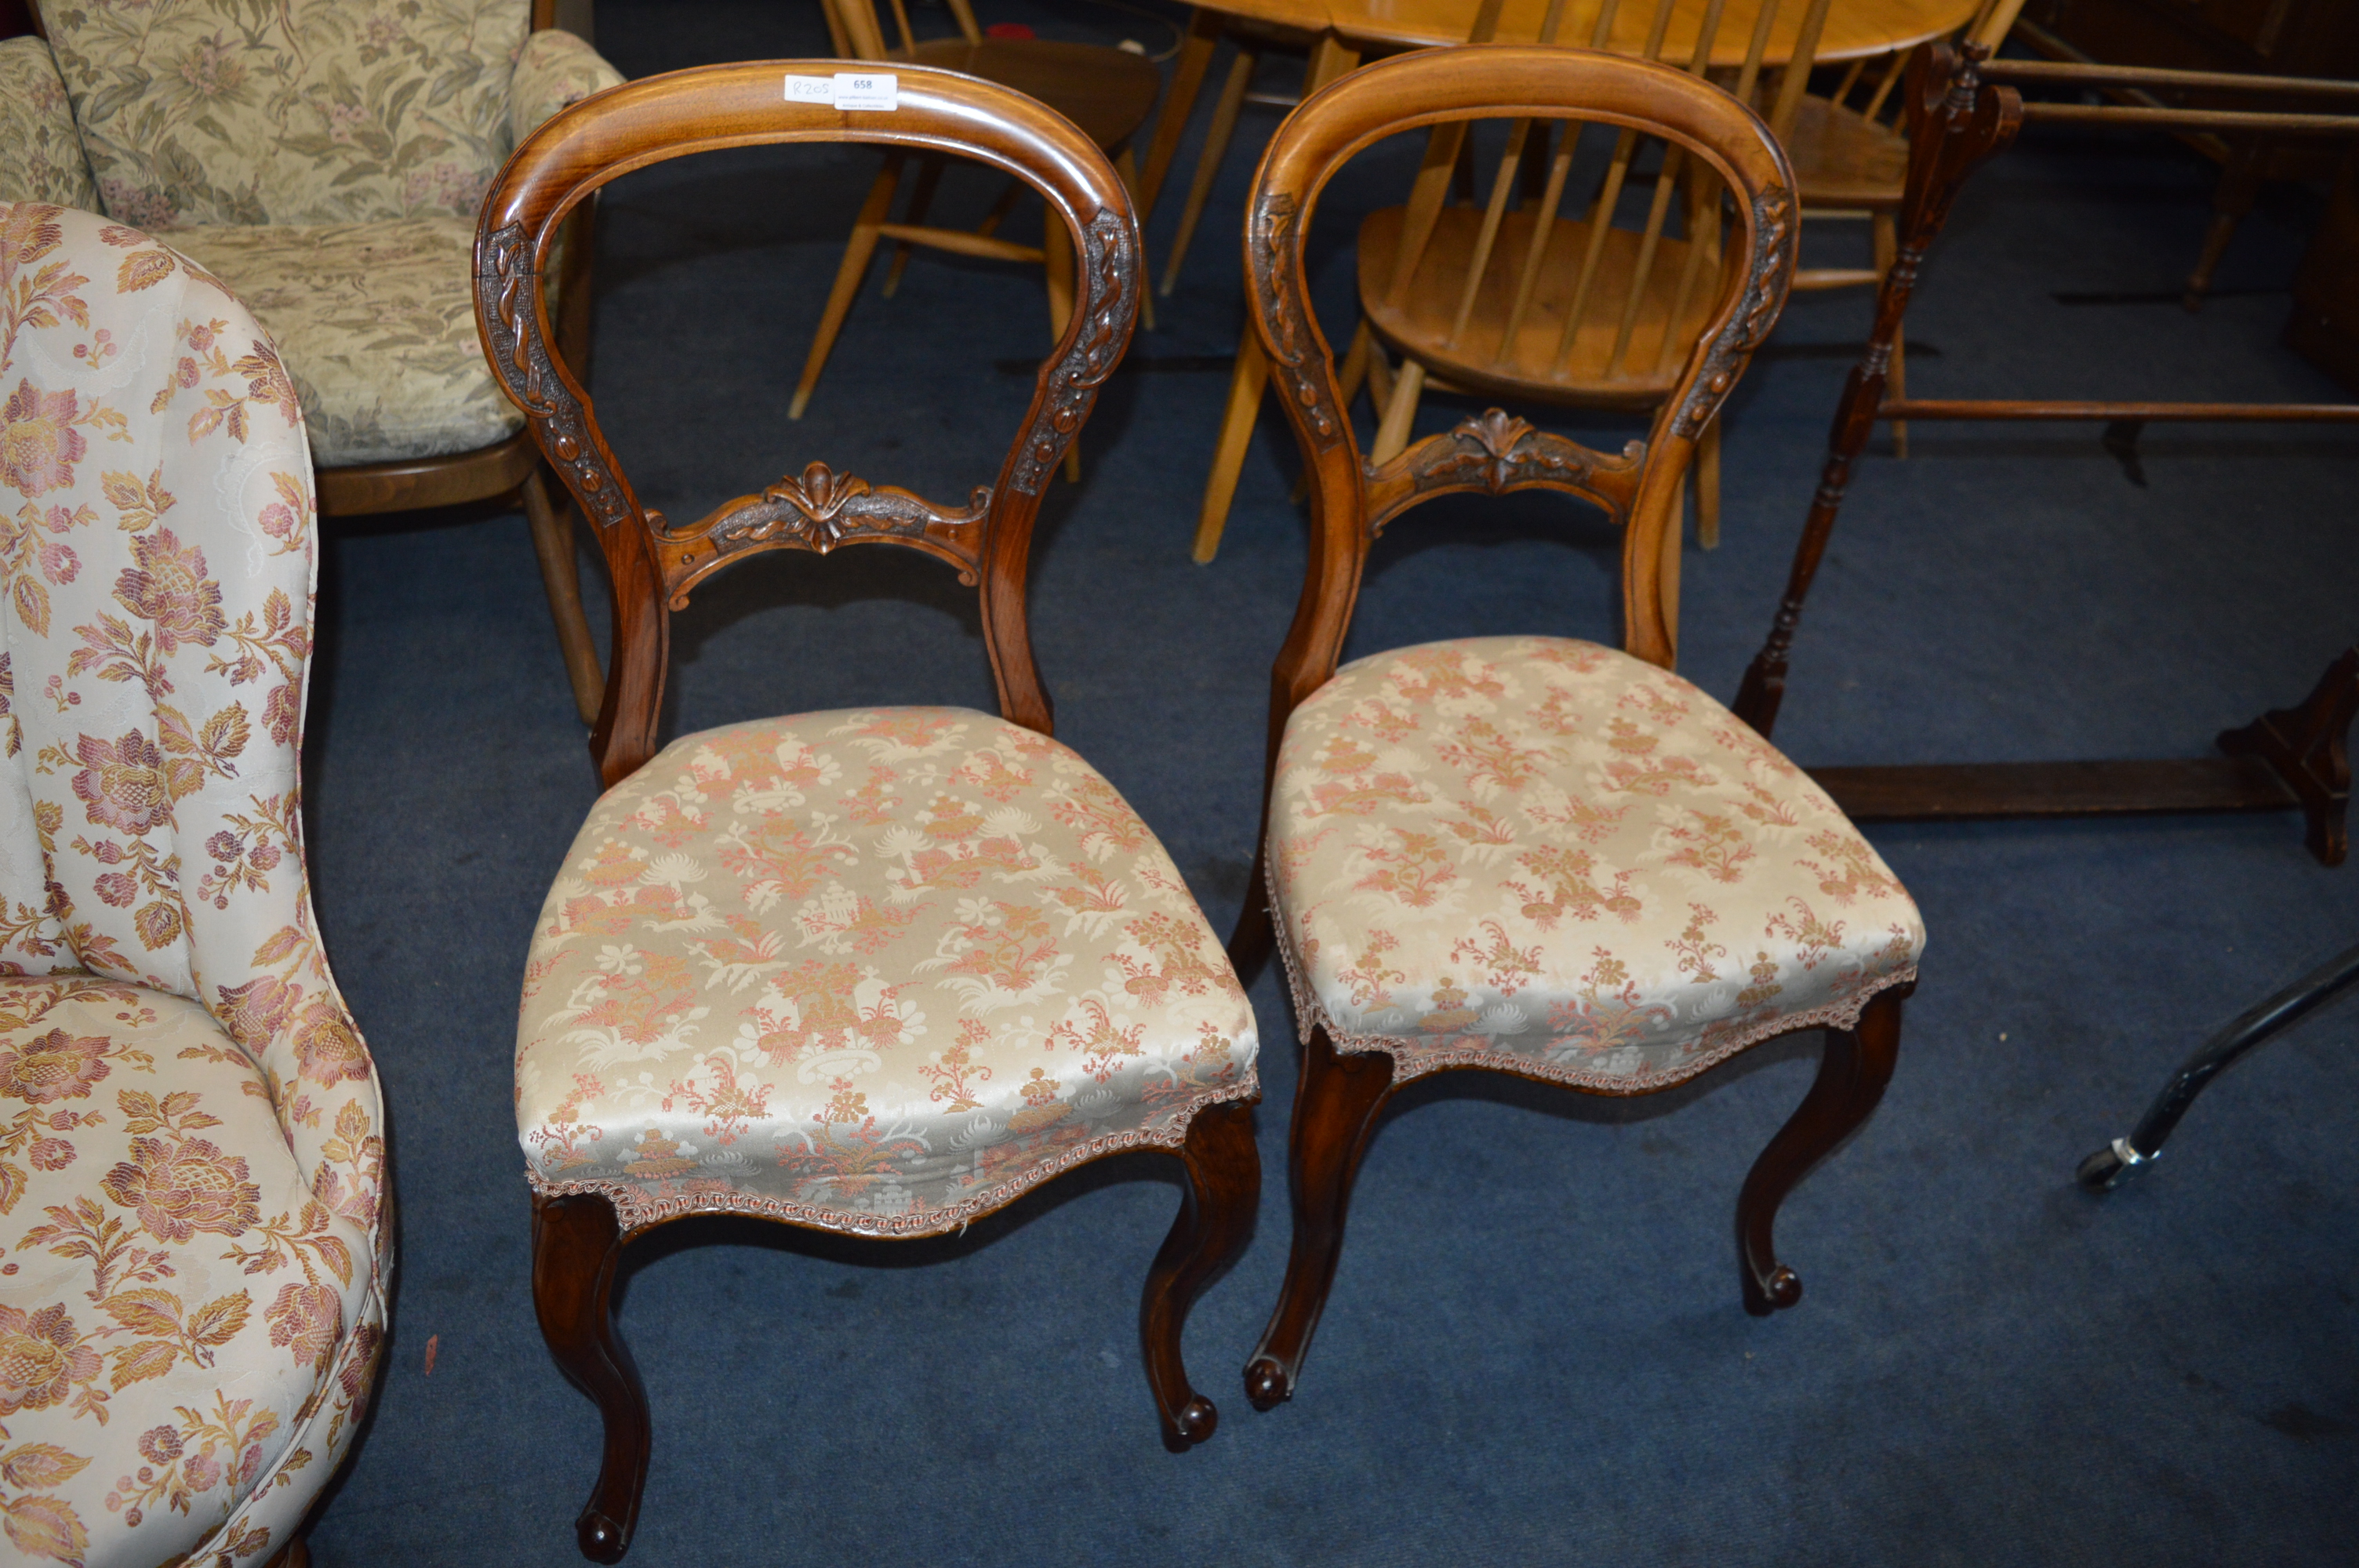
[518,709,1258,1236]
[0,205,387,1567]
[0,39,99,212]
[13,2,623,472]
[163,217,523,467]
[1270,637,1923,1093]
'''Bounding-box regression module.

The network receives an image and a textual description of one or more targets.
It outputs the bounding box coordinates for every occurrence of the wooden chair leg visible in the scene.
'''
[1736,983,1908,1317]
[262,1537,311,1568]
[533,1192,649,1564]
[1873,209,1906,458]
[791,156,903,420]
[1193,335,1268,562]
[1696,413,1722,550]
[1043,217,1082,484]
[1136,8,1223,221]
[1370,358,1426,463]
[1161,45,1256,297]
[1226,849,1274,980]
[522,465,605,727]
[1245,1024,1394,1410]
[1141,1098,1261,1447]
[881,153,945,299]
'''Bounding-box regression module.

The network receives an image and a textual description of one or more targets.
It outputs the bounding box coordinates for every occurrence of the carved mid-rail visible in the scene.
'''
[1365,409,1645,535]
[652,461,990,609]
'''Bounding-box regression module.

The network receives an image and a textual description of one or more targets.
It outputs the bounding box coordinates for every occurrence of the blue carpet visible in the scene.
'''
[301,2,2359,1562]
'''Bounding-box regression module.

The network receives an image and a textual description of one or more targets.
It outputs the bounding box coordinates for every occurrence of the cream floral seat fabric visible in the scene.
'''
[1,2,623,466]
[1270,637,1924,1091]
[518,709,1258,1235]
[0,204,387,1568]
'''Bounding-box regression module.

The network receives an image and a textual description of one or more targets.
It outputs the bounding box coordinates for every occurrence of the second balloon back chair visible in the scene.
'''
[474,64,1258,1562]
[1227,45,1927,1413]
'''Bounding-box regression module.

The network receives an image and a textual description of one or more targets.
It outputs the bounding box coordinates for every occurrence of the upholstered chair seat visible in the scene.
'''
[1269,637,1924,1092]
[0,202,388,1567]
[518,708,1256,1234]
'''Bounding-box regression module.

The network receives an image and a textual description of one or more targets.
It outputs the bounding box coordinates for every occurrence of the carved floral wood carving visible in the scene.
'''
[1365,409,1644,535]
[478,220,640,531]
[1008,207,1137,495]
[1673,186,1797,439]
[1251,191,1343,452]
[653,462,990,608]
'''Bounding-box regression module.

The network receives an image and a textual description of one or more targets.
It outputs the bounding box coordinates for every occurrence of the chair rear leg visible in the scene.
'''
[792,156,903,420]
[1245,1025,1394,1410]
[1161,46,1257,297]
[1873,209,1906,457]
[882,153,945,298]
[533,1192,650,1563]
[1736,983,1908,1316]
[523,465,605,727]
[1141,1098,1262,1448]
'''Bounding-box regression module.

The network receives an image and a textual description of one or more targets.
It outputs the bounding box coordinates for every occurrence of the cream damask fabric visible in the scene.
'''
[1270,637,1923,1093]
[0,39,99,212]
[518,708,1258,1237]
[0,204,387,1567]
[38,0,533,230]
[164,216,522,466]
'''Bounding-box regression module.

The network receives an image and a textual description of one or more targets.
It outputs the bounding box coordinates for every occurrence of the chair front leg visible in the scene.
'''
[1140,1098,1261,1448]
[533,1191,650,1563]
[1244,1023,1394,1410]
[1736,983,1909,1316]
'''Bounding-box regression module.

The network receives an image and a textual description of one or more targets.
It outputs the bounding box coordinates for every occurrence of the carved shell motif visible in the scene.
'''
[1008,207,1136,495]
[1369,408,1644,535]
[477,220,634,530]
[714,462,990,550]
[1672,186,1797,439]
[1251,191,1342,451]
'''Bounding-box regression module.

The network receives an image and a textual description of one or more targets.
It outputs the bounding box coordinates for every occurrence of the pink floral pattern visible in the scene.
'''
[518,709,1258,1236]
[0,204,387,1568]
[1270,637,1923,1091]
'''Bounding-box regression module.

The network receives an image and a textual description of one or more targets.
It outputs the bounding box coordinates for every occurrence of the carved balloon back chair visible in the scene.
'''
[475,64,1259,1563]
[1226,45,1928,1414]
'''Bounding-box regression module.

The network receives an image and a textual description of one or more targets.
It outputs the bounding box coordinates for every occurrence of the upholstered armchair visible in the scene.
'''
[0,0,625,725]
[0,203,388,1568]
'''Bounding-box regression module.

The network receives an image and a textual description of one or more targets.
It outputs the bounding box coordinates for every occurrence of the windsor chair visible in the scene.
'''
[1223,44,1926,1412]
[478,63,1257,1561]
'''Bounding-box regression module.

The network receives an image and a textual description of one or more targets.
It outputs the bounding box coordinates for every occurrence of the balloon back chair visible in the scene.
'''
[0,201,388,1567]
[474,64,1260,1562]
[1224,46,1926,1413]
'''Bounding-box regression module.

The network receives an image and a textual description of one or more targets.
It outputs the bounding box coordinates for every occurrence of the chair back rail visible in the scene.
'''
[474,63,1140,786]
[1247,45,1794,749]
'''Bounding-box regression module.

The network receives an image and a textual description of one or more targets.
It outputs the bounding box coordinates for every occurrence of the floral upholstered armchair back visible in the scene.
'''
[30,0,605,230]
[0,201,383,1259]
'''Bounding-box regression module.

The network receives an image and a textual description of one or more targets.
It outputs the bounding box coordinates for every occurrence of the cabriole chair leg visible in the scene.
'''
[1736,983,1908,1316]
[1141,1098,1262,1448]
[533,1192,650,1563]
[1244,1024,1394,1410]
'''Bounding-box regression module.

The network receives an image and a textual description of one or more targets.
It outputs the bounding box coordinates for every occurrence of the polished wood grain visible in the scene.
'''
[1730,43,2359,864]
[479,64,1258,1559]
[1229,46,1885,1414]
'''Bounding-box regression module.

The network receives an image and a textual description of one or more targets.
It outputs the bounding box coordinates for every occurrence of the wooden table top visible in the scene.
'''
[1191,0,1983,64]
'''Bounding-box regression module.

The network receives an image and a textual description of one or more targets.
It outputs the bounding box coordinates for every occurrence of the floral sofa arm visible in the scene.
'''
[0,38,100,210]
[507,28,627,155]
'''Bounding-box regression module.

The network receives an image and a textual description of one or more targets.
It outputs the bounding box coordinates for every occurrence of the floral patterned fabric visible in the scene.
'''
[518,708,1258,1237]
[0,39,98,212]
[507,26,623,153]
[37,0,533,230]
[1269,637,1923,1093]
[162,216,523,467]
[0,203,387,1566]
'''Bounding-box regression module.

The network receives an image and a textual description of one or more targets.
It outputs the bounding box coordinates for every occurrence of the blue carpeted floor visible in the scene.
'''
[300,2,2359,1561]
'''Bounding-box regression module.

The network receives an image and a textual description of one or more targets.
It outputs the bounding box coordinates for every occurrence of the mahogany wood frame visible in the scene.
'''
[1730,43,2359,866]
[1228,47,1896,1409]
[476,64,1256,1562]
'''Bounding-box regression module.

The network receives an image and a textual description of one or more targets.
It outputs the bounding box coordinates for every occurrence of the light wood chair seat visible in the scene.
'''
[1359,204,1717,407]
[1784,93,1909,206]
[897,36,1162,149]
